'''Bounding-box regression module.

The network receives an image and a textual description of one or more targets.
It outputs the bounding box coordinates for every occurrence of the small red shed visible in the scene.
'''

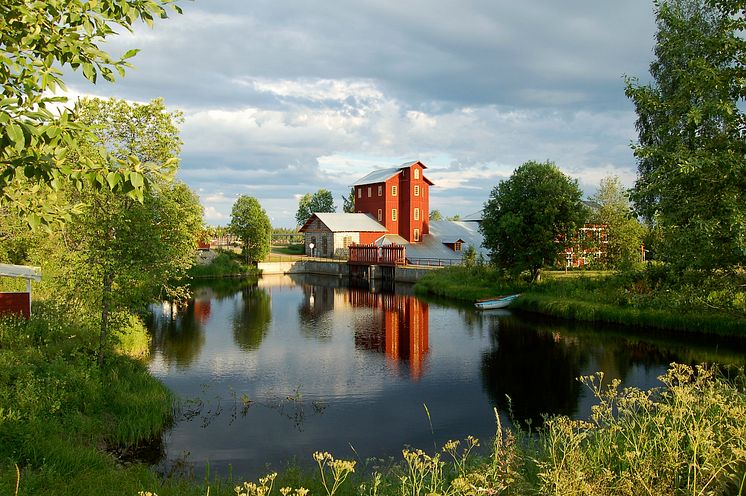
[0,264,42,319]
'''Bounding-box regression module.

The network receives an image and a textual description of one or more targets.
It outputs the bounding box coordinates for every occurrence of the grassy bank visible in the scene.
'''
[188,251,260,279]
[3,303,745,495]
[414,265,746,336]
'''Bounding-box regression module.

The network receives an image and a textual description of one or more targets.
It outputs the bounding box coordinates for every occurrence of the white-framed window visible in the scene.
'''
[414,208,420,221]
[391,185,397,196]
[367,186,372,197]
[377,208,382,221]
[392,209,397,221]
[357,187,362,198]
[414,229,420,241]
[414,185,420,196]
[414,168,420,179]
[378,185,382,196]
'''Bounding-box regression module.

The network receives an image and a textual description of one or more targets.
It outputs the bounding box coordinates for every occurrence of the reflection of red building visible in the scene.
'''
[350,290,429,380]
[193,298,212,324]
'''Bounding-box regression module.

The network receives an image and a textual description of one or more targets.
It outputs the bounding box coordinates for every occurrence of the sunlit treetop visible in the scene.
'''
[0,0,183,228]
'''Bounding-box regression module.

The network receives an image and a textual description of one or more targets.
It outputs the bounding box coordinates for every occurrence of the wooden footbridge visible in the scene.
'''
[348,244,406,281]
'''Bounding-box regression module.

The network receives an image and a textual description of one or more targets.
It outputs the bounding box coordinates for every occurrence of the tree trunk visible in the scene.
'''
[531,267,542,283]
[97,271,114,367]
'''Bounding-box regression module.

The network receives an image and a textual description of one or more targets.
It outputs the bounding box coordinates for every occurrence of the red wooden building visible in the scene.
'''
[352,161,432,243]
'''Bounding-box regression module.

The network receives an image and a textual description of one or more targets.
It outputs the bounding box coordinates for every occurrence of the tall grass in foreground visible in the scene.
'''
[134,364,745,496]
[3,300,745,495]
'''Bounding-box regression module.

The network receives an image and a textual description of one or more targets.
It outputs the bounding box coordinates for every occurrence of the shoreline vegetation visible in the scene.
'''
[413,265,746,337]
[2,301,745,496]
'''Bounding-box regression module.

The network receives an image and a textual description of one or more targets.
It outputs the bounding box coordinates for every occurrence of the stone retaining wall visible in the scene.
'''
[258,260,436,283]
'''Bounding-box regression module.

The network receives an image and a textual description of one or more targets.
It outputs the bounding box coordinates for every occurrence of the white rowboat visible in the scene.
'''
[474,294,521,310]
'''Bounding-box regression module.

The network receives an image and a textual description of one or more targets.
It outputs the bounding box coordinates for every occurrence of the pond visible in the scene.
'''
[146,274,746,480]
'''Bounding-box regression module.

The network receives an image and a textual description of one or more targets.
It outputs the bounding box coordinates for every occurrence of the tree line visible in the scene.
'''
[480,0,744,281]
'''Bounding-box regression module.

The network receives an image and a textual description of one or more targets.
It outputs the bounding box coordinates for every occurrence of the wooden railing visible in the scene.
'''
[348,244,406,266]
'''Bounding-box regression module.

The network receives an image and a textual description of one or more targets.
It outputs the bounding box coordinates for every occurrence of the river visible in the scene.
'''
[145,273,746,480]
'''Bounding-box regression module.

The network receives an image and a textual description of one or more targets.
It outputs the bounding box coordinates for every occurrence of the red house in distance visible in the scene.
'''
[352,161,432,243]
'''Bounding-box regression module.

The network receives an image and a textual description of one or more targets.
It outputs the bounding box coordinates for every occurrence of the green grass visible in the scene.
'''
[414,265,746,336]
[271,244,305,256]
[0,303,176,496]
[187,251,258,279]
[2,303,745,495]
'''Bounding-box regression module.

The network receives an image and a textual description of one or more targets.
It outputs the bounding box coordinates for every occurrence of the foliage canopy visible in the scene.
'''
[589,177,647,269]
[480,161,586,281]
[0,0,182,226]
[626,0,746,271]
[230,195,272,263]
[296,189,335,226]
[56,98,202,364]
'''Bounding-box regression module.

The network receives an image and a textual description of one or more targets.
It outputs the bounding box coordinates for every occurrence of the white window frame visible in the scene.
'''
[414,208,420,221]
[357,188,362,198]
[377,185,382,196]
[377,208,382,221]
[368,186,372,197]
[414,229,420,241]
[414,169,420,179]
[414,185,420,196]
[392,209,397,221]
[391,185,397,196]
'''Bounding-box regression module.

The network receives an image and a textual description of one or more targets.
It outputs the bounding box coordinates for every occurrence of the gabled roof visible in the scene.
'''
[352,160,433,186]
[0,263,41,281]
[461,210,483,222]
[440,237,466,245]
[404,220,489,262]
[352,167,401,187]
[299,213,388,233]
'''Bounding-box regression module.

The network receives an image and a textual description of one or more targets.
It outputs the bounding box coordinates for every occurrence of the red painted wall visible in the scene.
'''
[0,292,30,319]
[354,162,431,243]
[359,232,383,244]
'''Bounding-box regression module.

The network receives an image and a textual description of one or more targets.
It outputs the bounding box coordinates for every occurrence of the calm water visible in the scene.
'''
[146,274,746,480]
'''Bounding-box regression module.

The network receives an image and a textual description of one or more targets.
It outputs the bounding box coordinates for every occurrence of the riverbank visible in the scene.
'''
[4,292,746,495]
[414,265,746,337]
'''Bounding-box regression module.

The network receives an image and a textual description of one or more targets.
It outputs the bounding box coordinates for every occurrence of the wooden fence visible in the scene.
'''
[348,244,406,266]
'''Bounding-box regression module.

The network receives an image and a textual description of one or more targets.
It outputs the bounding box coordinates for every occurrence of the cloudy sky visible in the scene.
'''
[63,0,658,227]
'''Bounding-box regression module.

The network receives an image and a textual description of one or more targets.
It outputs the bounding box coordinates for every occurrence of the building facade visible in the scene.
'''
[299,213,388,257]
[352,161,432,243]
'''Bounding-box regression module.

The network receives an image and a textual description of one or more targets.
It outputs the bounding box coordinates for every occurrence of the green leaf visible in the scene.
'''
[7,123,24,146]
[82,63,96,83]
[28,213,41,230]
[129,171,144,188]
[122,48,140,60]
[106,171,121,190]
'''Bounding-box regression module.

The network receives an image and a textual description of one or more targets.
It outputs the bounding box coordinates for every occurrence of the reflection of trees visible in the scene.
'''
[297,285,337,341]
[480,316,586,427]
[500,312,684,384]
[232,285,272,351]
[192,277,259,300]
[148,300,206,369]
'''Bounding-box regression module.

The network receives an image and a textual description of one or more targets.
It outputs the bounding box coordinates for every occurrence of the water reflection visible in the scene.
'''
[146,275,746,481]
[148,291,208,369]
[480,316,586,426]
[232,285,272,351]
[349,290,429,379]
[297,284,337,341]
